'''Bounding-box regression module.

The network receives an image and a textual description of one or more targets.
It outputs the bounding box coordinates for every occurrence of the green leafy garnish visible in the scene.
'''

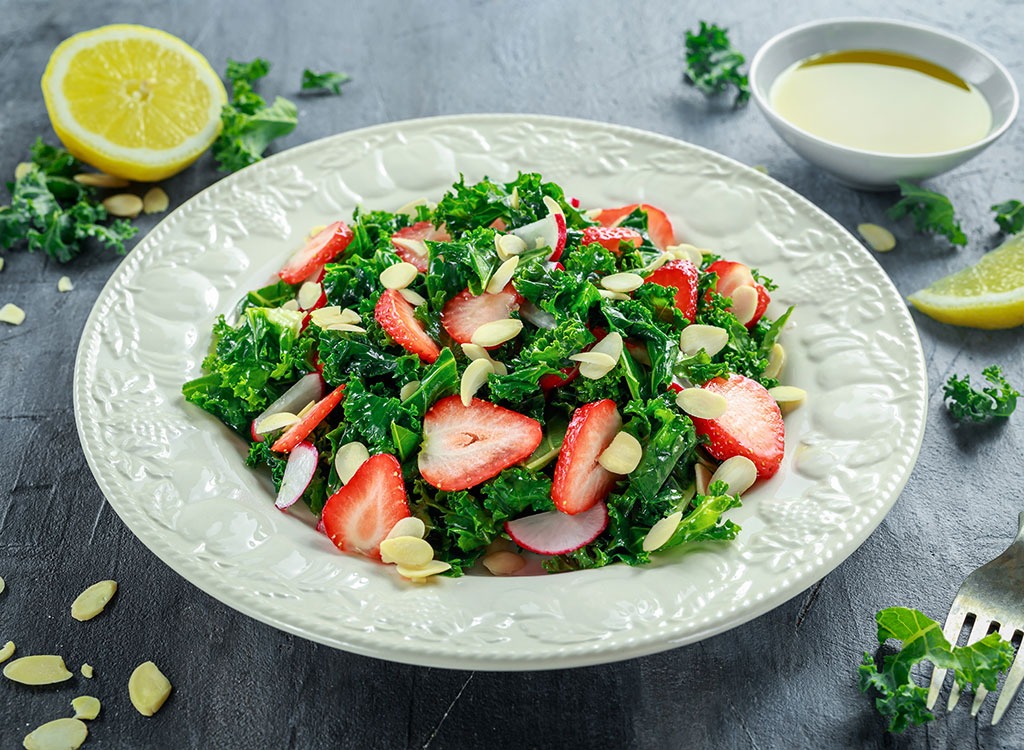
[683,22,750,106]
[943,365,1019,422]
[301,69,351,95]
[991,199,1024,235]
[213,58,298,173]
[0,139,137,262]
[859,607,1014,733]
[887,180,966,246]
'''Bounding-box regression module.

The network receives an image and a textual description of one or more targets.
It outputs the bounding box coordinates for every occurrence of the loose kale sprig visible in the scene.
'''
[683,22,750,107]
[213,58,298,173]
[991,199,1024,235]
[859,607,1014,733]
[0,138,137,262]
[301,69,351,95]
[887,180,966,246]
[943,365,1019,422]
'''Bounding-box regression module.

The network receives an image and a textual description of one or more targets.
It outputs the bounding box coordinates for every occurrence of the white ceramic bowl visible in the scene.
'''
[749,18,1019,189]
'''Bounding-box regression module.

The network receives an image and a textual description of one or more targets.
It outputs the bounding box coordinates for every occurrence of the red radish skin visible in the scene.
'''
[251,373,326,442]
[321,453,410,560]
[551,400,623,515]
[275,441,319,510]
[279,221,354,284]
[505,502,609,555]
[271,384,346,453]
[511,212,566,261]
[391,222,451,272]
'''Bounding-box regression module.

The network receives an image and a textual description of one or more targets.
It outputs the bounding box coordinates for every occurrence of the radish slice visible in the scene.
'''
[511,212,567,261]
[505,501,608,555]
[519,301,556,330]
[275,441,319,510]
[251,373,326,442]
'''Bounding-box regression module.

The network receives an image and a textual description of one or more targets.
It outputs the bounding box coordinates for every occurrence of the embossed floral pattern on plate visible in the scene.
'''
[73,114,927,670]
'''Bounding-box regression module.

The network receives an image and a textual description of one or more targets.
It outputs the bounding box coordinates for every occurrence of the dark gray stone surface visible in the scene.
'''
[1,1,1022,748]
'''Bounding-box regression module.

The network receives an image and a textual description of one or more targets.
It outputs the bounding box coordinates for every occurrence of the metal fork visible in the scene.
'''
[926,512,1024,725]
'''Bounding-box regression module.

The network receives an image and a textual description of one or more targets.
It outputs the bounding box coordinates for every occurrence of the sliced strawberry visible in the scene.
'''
[270,384,346,453]
[419,396,543,491]
[644,259,699,323]
[704,260,770,328]
[321,453,410,561]
[667,382,684,395]
[440,283,522,345]
[505,501,608,555]
[581,226,643,254]
[539,365,579,392]
[391,222,451,273]
[551,399,623,515]
[689,374,784,479]
[279,221,354,284]
[375,288,441,363]
[592,203,676,250]
[748,284,771,329]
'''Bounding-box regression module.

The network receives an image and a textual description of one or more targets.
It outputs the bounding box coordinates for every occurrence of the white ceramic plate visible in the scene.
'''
[73,114,927,670]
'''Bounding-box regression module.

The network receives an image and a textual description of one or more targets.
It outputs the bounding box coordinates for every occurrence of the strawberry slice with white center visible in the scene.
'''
[321,453,411,560]
[278,221,354,284]
[705,259,771,329]
[581,226,643,254]
[591,203,676,250]
[375,288,441,363]
[644,259,700,323]
[551,399,623,515]
[689,374,784,479]
[391,221,451,273]
[440,283,522,345]
[270,383,346,453]
[419,396,543,491]
[505,501,609,555]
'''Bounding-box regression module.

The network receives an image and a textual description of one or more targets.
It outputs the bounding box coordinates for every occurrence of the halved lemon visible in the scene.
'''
[908,233,1024,329]
[41,24,227,182]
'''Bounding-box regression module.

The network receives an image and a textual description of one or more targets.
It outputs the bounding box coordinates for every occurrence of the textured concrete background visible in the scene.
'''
[0,1,1022,748]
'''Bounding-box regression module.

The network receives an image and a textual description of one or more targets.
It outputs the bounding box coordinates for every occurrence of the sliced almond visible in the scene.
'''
[510,186,521,210]
[642,252,671,273]
[0,641,13,664]
[80,663,93,679]
[695,463,712,496]
[253,412,300,434]
[709,455,757,496]
[399,287,427,307]
[57,276,74,293]
[392,236,429,259]
[598,431,643,474]
[461,358,494,406]
[769,385,807,413]
[0,575,4,594]
[281,299,300,312]
[310,306,359,327]
[483,551,527,576]
[598,289,630,301]
[461,343,507,376]
[399,380,421,401]
[858,223,896,252]
[675,388,728,420]
[395,197,428,217]
[569,351,617,369]
[142,187,170,214]
[128,661,172,717]
[335,442,370,484]
[471,318,523,347]
[0,303,26,326]
[679,325,729,357]
[495,233,527,260]
[386,517,426,540]
[642,510,683,552]
[71,579,118,622]
[578,361,615,380]
[23,718,88,750]
[3,655,73,685]
[295,400,317,419]
[74,172,130,188]
[72,695,101,720]
[591,331,623,362]
[542,195,564,216]
[380,262,419,290]
[102,193,143,218]
[600,272,644,294]
[14,162,32,180]
[666,243,704,265]
[764,343,786,380]
[730,285,759,325]
[396,560,451,581]
[296,281,323,310]
[0,257,5,272]
[380,536,434,567]
[324,323,366,334]
[486,256,519,294]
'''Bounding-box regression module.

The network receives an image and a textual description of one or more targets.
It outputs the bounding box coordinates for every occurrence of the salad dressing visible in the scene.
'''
[769,49,992,154]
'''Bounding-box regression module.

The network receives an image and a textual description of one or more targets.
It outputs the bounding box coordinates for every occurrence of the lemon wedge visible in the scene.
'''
[41,25,226,182]
[908,233,1024,329]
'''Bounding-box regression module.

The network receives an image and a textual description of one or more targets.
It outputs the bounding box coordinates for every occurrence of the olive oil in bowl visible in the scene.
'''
[769,49,992,155]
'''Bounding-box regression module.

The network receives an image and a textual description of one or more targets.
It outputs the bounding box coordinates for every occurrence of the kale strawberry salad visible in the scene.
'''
[182,172,797,581]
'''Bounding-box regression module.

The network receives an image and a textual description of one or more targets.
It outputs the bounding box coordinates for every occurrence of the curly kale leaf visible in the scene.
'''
[214,58,297,173]
[300,69,351,95]
[888,180,966,246]
[683,22,750,106]
[943,365,1019,422]
[991,199,1024,235]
